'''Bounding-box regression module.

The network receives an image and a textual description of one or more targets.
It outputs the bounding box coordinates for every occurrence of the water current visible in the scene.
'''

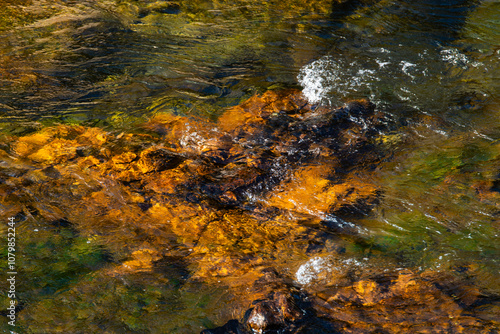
[0,0,499,333]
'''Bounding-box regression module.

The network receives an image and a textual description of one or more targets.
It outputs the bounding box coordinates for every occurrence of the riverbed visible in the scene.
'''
[0,0,499,333]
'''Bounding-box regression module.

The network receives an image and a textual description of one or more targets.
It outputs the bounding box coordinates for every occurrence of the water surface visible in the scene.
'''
[0,0,499,333]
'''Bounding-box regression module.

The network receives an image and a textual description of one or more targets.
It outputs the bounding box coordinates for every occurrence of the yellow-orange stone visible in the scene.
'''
[218,89,310,133]
[27,138,78,163]
[266,165,377,215]
[121,249,162,272]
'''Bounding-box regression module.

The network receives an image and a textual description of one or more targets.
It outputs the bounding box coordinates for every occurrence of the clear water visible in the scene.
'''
[0,0,499,333]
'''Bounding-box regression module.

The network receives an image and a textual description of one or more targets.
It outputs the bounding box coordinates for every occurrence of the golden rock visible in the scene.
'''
[121,249,162,272]
[266,165,378,216]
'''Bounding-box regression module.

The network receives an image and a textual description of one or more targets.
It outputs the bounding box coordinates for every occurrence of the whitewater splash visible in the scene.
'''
[295,256,366,285]
[298,56,379,105]
[297,46,481,112]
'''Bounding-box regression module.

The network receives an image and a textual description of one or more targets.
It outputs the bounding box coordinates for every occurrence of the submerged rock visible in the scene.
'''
[203,266,500,334]
[201,269,320,334]
[7,89,497,333]
[137,89,386,221]
[197,89,385,215]
[2,90,384,312]
[266,165,379,217]
[309,268,500,333]
[137,146,185,173]
[245,291,305,333]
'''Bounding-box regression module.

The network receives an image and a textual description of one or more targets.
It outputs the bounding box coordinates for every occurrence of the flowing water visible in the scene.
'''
[0,0,499,333]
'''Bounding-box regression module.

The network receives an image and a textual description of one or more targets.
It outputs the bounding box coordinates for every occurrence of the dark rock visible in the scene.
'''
[199,89,386,212]
[203,288,340,334]
[245,291,304,332]
[246,301,284,332]
[153,3,181,15]
[41,166,61,178]
[50,218,72,228]
[137,147,184,173]
[200,319,243,334]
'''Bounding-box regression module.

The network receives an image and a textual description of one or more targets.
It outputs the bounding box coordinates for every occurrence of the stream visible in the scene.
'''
[0,0,499,333]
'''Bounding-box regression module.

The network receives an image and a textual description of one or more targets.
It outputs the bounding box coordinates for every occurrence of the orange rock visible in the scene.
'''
[77,156,100,169]
[120,249,162,272]
[148,201,214,247]
[187,211,309,282]
[144,113,216,154]
[218,104,266,133]
[27,138,78,163]
[76,126,108,146]
[190,254,262,279]
[112,152,137,166]
[237,89,309,118]
[142,165,189,194]
[13,125,107,163]
[266,165,378,216]
[352,279,381,306]
[218,89,310,134]
[14,131,53,157]
[311,269,490,333]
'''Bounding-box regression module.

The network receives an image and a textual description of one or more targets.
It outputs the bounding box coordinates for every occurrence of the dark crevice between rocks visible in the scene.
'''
[202,268,343,334]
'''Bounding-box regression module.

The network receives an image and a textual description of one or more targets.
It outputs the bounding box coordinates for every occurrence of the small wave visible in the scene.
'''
[297,56,380,105]
[295,256,365,285]
[296,44,480,115]
[440,47,481,69]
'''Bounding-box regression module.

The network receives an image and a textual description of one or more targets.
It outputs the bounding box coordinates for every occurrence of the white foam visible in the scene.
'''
[295,256,366,285]
[297,45,475,113]
[297,56,338,104]
[440,48,479,69]
[297,56,377,105]
[295,256,331,285]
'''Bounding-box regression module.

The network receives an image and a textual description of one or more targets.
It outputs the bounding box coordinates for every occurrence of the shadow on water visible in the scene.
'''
[1,0,480,128]
[0,0,397,129]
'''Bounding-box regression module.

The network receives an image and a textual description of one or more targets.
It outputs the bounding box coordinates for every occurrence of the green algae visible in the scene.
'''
[0,221,109,300]
[0,0,51,31]
[16,267,230,333]
[356,129,500,280]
